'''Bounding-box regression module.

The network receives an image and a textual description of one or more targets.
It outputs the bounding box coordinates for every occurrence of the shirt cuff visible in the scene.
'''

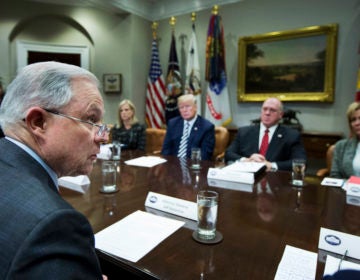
[270,162,278,172]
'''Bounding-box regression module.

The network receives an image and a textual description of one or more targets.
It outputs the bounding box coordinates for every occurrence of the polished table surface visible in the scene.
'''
[60,150,360,279]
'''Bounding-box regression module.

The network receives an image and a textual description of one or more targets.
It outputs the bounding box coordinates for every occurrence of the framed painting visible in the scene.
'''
[237,24,338,102]
[103,73,122,94]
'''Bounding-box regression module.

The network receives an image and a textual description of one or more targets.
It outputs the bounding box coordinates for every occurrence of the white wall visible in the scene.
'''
[0,0,359,137]
[156,0,360,136]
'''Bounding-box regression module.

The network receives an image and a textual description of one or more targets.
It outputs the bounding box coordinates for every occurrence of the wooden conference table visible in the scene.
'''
[60,150,360,279]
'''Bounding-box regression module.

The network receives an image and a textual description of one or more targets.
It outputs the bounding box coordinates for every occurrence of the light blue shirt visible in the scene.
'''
[6,137,59,190]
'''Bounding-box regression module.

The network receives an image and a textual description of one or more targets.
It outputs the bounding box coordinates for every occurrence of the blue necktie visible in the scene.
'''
[178,122,190,158]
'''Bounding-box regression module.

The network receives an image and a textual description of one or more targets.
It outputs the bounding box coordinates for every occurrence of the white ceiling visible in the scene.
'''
[25,0,243,21]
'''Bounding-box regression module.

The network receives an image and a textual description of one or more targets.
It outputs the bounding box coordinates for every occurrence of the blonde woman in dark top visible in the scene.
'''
[111,99,146,150]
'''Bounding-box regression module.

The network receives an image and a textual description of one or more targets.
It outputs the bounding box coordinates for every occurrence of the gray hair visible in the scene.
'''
[0,61,100,130]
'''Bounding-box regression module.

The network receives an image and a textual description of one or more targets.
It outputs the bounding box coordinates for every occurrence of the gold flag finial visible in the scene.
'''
[151,21,158,39]
[191,12,196,22]
[169,16,176,27]
[212,5,219,15]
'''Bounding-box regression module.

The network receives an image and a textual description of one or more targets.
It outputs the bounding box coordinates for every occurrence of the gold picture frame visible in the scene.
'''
[103,73,122,94]
[237,24,338,102]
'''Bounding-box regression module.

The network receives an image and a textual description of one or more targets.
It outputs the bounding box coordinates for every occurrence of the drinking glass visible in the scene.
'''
[196,190,218,240]
[292,158,306,186]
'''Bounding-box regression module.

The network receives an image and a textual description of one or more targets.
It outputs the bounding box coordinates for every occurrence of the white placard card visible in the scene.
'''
[145,191,197,221]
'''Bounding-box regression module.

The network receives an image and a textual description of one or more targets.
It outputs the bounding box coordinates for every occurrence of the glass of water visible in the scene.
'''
[196,190,218,240]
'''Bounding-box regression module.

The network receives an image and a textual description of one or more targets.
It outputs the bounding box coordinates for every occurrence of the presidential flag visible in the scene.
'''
[185,22,202,113]
[145,39,166,128]
[165,32,182,123]
[204,12,232,126]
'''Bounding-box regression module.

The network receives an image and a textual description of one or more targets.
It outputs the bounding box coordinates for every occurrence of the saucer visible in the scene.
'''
[192,231,223,245]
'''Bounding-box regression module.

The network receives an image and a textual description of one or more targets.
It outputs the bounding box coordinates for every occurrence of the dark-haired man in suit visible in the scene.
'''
[225,97,306,171]
[161,94,215,160]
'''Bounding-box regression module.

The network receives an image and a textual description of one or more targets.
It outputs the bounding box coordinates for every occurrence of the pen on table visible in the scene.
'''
[338,249,348,271]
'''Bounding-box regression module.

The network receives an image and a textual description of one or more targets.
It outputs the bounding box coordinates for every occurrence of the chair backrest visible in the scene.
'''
[146,128,166,154]
[213,126,230,161]
[316,144,335,177]
[326,144,335,171]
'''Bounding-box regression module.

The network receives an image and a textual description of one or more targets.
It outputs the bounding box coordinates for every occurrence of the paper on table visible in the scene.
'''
[95,210,184,262]
[274,245,317,280]
[97,144,112,160]
[323,255,360,277]
[58,175,90,193]
[125,156,167,168]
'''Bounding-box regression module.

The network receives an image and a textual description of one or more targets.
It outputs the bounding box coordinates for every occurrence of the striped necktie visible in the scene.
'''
[178,122,190,158]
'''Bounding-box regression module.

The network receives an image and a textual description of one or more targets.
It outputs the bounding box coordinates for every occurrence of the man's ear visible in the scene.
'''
[25,107,48,134]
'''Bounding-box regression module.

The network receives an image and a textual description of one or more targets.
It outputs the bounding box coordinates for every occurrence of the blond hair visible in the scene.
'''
[118,99,138,127]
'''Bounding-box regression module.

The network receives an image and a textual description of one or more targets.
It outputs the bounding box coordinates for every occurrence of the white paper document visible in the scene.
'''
[323,255,360,277]
[274,245,317,280]
[95,210,184,262]
[125,156,167,168]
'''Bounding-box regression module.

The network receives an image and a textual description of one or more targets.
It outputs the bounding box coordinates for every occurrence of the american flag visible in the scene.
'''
[146,39,166,128]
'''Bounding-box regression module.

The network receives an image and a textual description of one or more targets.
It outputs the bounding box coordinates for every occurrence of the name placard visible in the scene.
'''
[145,191,197,221]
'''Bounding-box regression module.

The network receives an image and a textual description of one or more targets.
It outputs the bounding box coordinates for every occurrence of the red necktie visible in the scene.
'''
[259,129,269,156]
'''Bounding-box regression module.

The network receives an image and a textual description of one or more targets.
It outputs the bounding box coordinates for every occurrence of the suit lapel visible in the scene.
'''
[188,116,200,146]
[266,126,284,158]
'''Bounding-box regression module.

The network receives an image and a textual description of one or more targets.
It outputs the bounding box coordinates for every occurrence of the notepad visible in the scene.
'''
[95,210,184,262]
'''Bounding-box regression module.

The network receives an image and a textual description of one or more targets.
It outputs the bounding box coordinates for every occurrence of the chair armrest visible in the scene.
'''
[316,168,329,177]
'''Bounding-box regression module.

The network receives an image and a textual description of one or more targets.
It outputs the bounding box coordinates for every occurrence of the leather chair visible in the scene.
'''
[146,128,166,154]
[316,144,335,177]
[213,126,230,162]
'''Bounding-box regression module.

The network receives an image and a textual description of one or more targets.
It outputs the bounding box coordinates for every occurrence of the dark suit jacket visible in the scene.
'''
[0,139,103,279]
[161,115,215,160]
[225,124,306,171]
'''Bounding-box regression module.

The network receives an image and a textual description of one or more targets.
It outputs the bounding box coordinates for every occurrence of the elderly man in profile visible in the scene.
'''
[161,94,215,161]
[0,62,108,279]
[225,97,306,171]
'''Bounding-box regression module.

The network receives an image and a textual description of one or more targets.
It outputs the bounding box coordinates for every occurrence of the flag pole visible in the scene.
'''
[152,21,158,40]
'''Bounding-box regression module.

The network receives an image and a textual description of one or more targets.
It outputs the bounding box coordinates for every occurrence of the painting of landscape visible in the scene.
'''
[237,24,337,102]
[245,35,326,93]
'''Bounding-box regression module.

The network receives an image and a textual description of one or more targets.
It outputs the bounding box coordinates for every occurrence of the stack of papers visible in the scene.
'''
[95,210,184,262]
[207,161,266,184]
[342,176,360,205]
[125,156,167,168]
[97,144,112,160]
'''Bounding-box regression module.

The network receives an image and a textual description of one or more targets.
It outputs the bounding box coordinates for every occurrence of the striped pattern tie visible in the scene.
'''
[178,122,190,158]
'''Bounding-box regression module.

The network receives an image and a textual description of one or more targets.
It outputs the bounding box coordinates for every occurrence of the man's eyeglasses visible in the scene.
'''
[44,109,109,137]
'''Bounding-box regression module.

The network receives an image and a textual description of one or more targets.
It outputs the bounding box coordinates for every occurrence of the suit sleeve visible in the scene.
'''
[200,124,215,161]
[225,129,243,162]
[8,209,103,280]
[161,128,173,155]
[275,130,306,171]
